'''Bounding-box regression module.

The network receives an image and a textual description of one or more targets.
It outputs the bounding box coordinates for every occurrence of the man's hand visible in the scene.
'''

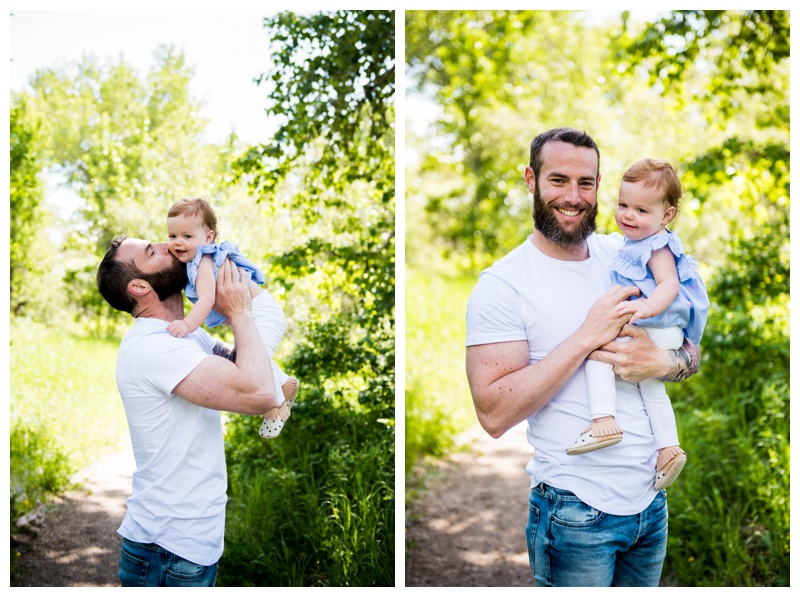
[587,324,661,382]
[212,259,251,320]
[577,285,641,350]
[587,324,699,382]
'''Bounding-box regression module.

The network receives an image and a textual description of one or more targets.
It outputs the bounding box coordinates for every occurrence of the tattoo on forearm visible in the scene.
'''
[213,342,237,363]
[660,338,699,382]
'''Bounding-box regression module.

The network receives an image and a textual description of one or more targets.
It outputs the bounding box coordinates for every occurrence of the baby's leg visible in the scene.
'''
[584,358,618,420]
[250,287,286,354]
[638,377,680,448]
[639,326,688,489]
[640,327,684,449]
[250,289,289,402]
[251,287,300,440]
[566,359,623,455]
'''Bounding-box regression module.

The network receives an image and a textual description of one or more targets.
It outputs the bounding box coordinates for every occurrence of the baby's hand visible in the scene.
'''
[167,320,191,338]
[615,300,653,325]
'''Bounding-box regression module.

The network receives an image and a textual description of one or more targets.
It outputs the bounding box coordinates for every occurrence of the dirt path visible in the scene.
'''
[14,422,534,588]
[13,445,135,587]
[405,422,535,587]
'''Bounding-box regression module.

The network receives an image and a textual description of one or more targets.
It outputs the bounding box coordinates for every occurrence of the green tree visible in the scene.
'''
[235,10,395,417]
[220,10,396,586]
[9,96,52,317]
[20,46,234,333]
[406,9,789,586]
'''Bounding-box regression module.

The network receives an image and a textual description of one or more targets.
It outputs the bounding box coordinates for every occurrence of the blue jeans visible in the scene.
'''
[118,538,218,587]
[526,483,668,586]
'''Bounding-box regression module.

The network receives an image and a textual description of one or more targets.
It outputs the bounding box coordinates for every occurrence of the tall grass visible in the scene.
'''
[662,308,789,586]
[10,317,127,524]
[405,268,479,478]
[404,270,790,586]
[10,316,394,586]
[220,393,394,586]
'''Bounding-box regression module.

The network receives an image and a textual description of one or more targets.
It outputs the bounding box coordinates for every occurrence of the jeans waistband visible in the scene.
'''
[122,538,170,555]
[536,482,577,497]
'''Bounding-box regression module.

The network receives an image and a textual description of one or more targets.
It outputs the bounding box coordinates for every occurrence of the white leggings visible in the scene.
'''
[584,326,684,449]
[251,289,290,405]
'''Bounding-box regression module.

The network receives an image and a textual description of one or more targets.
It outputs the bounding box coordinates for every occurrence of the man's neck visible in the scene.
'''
[530,230,590,262]
[132,293,185,321]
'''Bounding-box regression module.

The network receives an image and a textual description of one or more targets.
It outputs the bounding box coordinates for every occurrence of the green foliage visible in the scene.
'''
[235,11,395,348]
[665,268,789,585]
[9,96,54,317]
[406,9,789,586]
[220,10,396,586]
[240,11,394,200]
[10,426,74,525]
[617,10,789,126]
[9,318,126,525]
[405,268,477,476]
[16,46,235,334]
[221,407,394,586]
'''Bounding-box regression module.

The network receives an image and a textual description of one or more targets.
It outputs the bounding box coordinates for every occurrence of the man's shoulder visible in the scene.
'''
[469,239,539,313]
[117,320,215,395]
[589,231,623,247]
[481,236,533,276]
[121,319,214,354]
[589,232,623,263]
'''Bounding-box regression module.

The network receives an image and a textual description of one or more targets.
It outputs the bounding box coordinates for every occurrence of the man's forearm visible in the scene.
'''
[467,333,596,439]
[227,312,276,402]
[659,337,699,382]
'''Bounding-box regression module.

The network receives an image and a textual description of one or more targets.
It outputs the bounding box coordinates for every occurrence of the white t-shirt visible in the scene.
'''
[466,233,659,516]
[115,318,226,566]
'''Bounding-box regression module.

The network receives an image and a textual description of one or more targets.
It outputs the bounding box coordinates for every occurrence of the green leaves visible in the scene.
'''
[9,97,48,316]
[241,10,394,204]
[234,10,396,419]
[15,46,236,333]
[617,11,789,126]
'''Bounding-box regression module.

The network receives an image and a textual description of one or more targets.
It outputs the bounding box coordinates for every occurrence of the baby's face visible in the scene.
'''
[167,213,215,263]
[615,180,676,241]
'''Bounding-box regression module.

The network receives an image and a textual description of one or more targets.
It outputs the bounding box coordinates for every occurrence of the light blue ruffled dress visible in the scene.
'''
[185,241,266,328]
[610,230,709,345]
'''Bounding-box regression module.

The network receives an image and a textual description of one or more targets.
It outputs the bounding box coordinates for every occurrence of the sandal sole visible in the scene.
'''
[566,434,622,455]
[654,455,687,490]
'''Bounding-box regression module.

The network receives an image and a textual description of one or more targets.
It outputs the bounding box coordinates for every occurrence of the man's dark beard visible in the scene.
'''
[140,256,187,302]
[532,183,597,246]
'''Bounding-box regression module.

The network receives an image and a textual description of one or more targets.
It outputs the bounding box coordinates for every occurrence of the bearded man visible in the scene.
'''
[97,236,279,586]
[465,128,699,586]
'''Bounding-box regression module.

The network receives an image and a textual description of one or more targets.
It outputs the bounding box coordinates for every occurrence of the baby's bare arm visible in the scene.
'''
[182,255,216,333]
[616,246,680,324]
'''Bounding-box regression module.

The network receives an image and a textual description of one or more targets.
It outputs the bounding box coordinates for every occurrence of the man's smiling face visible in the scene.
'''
[531,140,599,246]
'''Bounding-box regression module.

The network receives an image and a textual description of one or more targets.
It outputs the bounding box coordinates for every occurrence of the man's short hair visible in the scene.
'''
[529,127,600,181]
[97,235,140,313]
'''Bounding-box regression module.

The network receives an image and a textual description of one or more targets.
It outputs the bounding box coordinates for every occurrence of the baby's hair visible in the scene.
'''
[168,196,219,239]
[622,159,683,218]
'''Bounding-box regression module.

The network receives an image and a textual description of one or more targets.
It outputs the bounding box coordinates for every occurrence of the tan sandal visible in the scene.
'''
[259,377,300,439]
[566,419,623,455]
[654,446,686,490]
